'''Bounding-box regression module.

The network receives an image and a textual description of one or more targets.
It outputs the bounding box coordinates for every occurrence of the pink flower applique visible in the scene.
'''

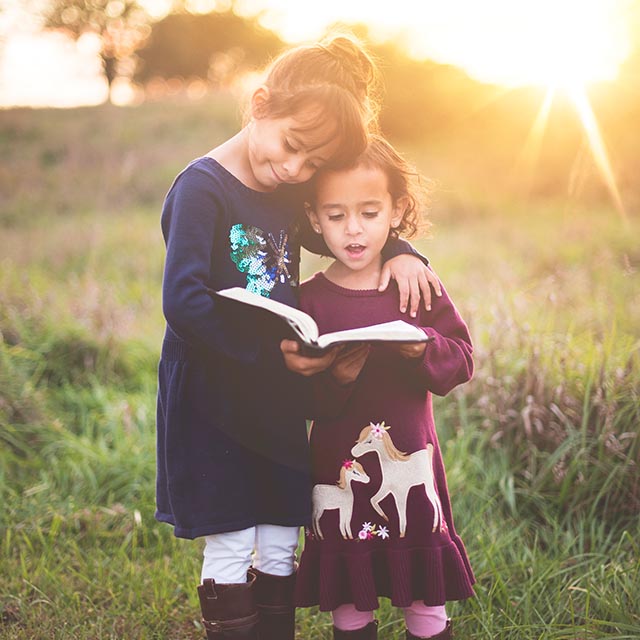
[342,459,354,470]
[358,522,391,541]
[369,421,389,439]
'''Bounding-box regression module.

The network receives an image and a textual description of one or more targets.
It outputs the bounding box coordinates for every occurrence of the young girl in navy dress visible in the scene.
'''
[295,136,475,639]
[155,35,441,639]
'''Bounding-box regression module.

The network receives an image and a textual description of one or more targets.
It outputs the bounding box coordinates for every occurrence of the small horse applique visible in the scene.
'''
[351,422,445,537]
[312,460,370,540]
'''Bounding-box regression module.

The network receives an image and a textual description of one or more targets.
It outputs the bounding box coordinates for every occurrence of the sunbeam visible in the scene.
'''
[516,88,556,190]
[567,85,628,225]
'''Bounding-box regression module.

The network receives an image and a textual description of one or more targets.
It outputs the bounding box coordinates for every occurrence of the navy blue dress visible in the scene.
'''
[155,157,428,539]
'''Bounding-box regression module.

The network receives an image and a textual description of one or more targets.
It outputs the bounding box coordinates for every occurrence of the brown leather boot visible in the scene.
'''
[197,571,259,639]
[406,619,453,639]
[333,621,378,639]
[250,567,296,640]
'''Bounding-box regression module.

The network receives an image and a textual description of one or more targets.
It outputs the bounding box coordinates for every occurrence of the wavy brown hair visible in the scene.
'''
[251,33,381,168]
[309,134,431,239]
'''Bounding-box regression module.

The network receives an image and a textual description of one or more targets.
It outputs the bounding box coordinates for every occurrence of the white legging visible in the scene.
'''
[201,524,299,584]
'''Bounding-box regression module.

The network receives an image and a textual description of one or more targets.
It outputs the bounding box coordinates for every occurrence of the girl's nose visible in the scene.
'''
[283,155,305,179]
[346,216,363,235]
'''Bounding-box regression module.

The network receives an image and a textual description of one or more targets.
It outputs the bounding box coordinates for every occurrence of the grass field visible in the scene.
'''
[1,98,639,639]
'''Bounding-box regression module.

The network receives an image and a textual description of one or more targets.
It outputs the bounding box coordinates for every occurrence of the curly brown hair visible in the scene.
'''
[309,134,431,239]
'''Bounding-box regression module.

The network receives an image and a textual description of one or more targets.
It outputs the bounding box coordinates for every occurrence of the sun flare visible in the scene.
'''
[517,85,628,222]
[434,0,634,222]
[403,0,632,90]
[0,0,633,218]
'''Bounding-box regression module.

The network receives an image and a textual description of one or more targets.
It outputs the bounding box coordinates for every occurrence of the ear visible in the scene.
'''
[391,195,409,229]
[250,85,270,119]
[305,205,323,234]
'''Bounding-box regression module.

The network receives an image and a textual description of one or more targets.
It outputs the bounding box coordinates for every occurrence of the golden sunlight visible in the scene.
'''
[435,0,634,223]
[568,86,627,222]
[404,0,632,89]
[516,86,628,222]
[0,0,633,219]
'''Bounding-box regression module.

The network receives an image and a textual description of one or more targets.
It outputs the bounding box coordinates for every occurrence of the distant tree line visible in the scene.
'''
[43,5,470,96]
[134,10,283,85]
[39,0,640,202]
[40,1,493,137]
[43,0,149,95]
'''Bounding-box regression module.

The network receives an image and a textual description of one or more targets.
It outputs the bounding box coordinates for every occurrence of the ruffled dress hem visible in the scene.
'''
[295,534,475,611]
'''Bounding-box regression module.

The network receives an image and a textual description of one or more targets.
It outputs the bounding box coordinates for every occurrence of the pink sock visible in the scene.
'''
[331,604,375,631]
[403,601,447,638]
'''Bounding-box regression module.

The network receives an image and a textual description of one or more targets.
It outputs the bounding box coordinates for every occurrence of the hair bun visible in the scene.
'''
[318,34,378,102]
[258,32,381,164]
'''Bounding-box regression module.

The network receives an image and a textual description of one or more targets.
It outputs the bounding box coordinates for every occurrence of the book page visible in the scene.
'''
[316,320,429,349]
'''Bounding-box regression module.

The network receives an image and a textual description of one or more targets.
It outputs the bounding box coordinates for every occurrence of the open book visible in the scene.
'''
[211,287,432,354]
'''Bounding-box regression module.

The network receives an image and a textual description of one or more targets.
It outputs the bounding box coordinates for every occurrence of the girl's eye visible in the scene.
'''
[284,139,297,153]
[328,213,344,221]
[362,211,379,218]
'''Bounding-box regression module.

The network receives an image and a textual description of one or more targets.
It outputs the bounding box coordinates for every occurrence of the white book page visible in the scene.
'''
[316,320,427,349]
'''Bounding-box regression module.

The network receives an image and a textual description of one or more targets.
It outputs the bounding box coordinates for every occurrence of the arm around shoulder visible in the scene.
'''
[381,236,429,266]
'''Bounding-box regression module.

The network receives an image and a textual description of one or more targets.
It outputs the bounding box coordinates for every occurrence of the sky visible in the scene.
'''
[0,0,637,108]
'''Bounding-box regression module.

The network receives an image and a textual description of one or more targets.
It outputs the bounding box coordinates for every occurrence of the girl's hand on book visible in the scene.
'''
[280,339,338,376]
[378,256,442,318]
[331,343,371,385]
[390,341,427,359]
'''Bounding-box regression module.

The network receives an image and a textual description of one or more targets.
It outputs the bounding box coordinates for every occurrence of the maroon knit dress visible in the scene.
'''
[295,272,476,612]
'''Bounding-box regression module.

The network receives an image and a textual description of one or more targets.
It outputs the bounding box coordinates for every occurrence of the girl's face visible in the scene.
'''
[308,165,406,281]
[246,89,340,191]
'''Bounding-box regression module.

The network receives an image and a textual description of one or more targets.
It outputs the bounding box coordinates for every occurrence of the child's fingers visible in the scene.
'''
[408,277,421,318]
[306,350,338,372]
[377,264,392,292]
[281,339,338,376]
[335,342,367,357]
[336,343,370,365]
[397,342,427,359]
[418,272,432,312]
[350,343,371,358]
[280,339,300,355]
[395,277,410,314]
[426,268,442,298]
[331,344,370,384]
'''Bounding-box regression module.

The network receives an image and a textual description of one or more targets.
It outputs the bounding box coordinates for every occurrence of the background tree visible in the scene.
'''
[133,9,283,87]
[44,0,150,101]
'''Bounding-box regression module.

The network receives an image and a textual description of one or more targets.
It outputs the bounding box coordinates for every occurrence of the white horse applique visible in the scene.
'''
[351,422,445,537]
[312,460,370,540]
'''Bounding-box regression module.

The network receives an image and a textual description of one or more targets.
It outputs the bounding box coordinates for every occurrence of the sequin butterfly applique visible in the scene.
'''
[229,223,298,297]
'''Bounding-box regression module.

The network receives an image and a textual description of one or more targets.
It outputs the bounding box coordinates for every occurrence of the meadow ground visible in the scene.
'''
[1,98,638,639]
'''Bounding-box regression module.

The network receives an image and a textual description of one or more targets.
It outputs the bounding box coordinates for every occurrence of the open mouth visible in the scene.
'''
[345,243,366,257]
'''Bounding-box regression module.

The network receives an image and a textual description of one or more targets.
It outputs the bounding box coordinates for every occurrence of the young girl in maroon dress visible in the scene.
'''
[294,136,475,639]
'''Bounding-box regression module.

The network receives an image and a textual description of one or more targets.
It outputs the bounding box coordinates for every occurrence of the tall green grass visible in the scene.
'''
[1,99,638,638]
